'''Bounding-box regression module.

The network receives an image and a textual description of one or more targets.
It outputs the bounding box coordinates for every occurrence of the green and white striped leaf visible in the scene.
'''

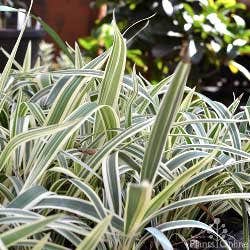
[102,152,122,216]
[76,215,112,250]
[70,179,107,219]
[145,153,215,217]
[146,227,173,250]
[97,19,126,110]
[0,214,61,247]
[141,61,191,183]
[124,181,152,235]
[156,220,231,250]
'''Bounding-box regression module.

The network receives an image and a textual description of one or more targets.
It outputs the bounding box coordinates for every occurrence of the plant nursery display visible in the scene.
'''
[0,1,250,250]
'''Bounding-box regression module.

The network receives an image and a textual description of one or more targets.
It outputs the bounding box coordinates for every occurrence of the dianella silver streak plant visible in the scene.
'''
[0,3,250,250]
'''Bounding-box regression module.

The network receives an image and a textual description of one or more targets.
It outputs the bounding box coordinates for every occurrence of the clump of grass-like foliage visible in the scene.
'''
[0,2,250,250]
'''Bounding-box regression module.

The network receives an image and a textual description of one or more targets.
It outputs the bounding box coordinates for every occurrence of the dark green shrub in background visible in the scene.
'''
[80,0,249,86]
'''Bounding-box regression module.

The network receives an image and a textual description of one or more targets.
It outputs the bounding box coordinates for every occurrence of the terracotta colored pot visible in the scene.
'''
[30,0,95,47]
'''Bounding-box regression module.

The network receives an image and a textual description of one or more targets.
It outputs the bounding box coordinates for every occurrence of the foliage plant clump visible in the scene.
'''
[0,2,250,250]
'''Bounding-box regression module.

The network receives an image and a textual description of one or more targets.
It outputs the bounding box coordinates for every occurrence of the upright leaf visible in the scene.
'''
[22,41,32,72]
[94,18,126,139]
[98,19,126,109]
[141,61,191,183]
[124,181,152,235]
[102,152,122,216]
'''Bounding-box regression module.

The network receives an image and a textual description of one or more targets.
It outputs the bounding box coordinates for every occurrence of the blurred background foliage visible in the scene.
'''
[78,0,250,103]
